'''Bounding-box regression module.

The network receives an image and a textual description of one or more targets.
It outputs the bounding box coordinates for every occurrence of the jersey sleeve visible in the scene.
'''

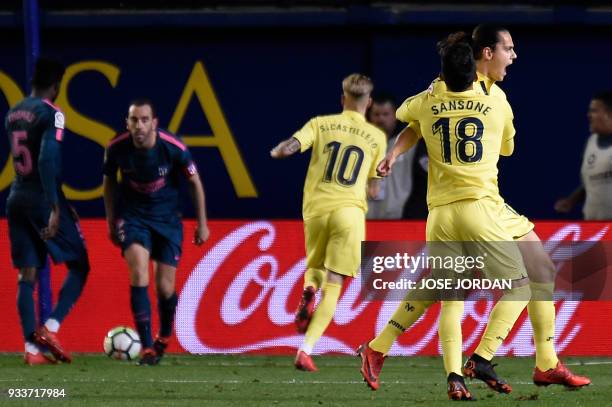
[292,118,317,152]
[52,110,65,141]
[396,91,425,124]
[397,94,423,140]
[176,143,198,178]
[500,100,516,156]
[408,120,423,139]
[102,145,118,177]
[368,132,387,179]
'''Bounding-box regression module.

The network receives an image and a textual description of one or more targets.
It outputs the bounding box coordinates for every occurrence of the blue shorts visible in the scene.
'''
[116,215,183,267]
[7,193,88,269]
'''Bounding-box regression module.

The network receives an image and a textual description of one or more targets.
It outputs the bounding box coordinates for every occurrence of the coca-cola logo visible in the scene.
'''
[176,221,609,355]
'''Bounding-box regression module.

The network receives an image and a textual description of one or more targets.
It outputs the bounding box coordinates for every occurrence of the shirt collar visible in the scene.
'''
[342,110,366,121]
[476,72,496,92]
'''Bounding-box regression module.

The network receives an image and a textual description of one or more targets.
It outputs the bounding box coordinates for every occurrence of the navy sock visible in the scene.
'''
[158,292,178,338]
[131,286,152,348]
[17,281,36,342]
[49,269,87,324]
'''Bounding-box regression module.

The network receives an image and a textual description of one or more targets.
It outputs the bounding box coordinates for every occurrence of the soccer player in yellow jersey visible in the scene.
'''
[271,74,386,372]
[382,33,532,400]
[359,25,590,399]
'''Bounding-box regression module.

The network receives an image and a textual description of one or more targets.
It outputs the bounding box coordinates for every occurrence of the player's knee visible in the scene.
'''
[155,274,175,298]
[127,262,150,284]
[505,279,531,301]
[534,257,556,282]
[157,284,174,299]
[525,251,556,283]
[325,270,344,285]
[130,270,149,287]
[529,281,554,301]
[18,267,37,283]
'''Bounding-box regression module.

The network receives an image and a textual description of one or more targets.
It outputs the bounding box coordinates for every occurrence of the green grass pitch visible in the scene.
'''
[0,354,608,406]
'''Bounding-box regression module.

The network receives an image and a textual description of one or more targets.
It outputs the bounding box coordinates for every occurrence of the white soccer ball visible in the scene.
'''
[103,326,142,361]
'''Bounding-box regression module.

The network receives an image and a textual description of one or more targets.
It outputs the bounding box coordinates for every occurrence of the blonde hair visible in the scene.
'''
[342,73,373,100]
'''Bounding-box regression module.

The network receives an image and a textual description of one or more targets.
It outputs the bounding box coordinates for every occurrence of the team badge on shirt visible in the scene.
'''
[54,112,65,129]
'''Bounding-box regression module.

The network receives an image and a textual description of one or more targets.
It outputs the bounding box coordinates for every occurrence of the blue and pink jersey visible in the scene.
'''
[5,97,65,206]
[102,129,198,221]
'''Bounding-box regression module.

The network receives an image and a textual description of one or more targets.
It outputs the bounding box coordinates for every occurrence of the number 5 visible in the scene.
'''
[11,131,32,176]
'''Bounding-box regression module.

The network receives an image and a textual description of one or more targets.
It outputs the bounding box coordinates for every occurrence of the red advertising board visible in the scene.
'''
[2,220,611,355]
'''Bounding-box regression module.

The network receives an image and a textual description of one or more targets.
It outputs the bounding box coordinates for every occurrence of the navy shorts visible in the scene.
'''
[7,194,88,269]
[116,215,183,267]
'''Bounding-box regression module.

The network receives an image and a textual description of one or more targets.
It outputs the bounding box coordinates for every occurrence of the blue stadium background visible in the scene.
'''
[2,1,612,220]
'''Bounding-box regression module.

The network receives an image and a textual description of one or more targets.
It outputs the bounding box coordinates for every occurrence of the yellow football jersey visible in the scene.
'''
[476,72,507,99]
[427,73,507,99]
[293,110,387,220]
[396,86,515,209]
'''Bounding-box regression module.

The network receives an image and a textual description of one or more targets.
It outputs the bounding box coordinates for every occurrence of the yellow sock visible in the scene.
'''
[439,301,464,376]
[303,268,325,290]
[475,284,530,360]
[370,294,434,354]
[528,282,558,370]
[303,281,342,352]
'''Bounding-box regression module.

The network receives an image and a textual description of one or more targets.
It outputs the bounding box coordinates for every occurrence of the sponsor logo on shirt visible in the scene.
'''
[128,177,166,194]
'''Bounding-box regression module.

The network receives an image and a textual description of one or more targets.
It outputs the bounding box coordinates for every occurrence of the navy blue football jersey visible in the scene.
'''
[5,97,65,203]
[102,129,197,220]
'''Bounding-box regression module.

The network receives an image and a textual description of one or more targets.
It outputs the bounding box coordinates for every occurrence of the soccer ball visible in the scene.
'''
[103,326,142,361]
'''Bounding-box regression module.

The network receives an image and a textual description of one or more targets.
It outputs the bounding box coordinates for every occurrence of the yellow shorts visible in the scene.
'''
[499,203,534,240]
[426,197,528,281]
[303,206,365,278]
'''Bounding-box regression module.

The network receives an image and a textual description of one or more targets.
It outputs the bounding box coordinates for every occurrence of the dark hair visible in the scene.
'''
[31,57,65,90]
[437,31,472,56]
[371,91,397,107]
[438,32,476,92]
[129,98,157,118]
[593,91,612,110]
[472,24,509,60]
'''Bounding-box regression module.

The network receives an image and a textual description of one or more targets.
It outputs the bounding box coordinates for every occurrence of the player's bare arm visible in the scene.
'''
[187,172,210,246]
[270,137,301,159]
[376,125,419,177]
[38,132,62,240]
[102,174,121,246]
[554,185,586,213]
[41,203,60,241]
[367,178,381,199]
